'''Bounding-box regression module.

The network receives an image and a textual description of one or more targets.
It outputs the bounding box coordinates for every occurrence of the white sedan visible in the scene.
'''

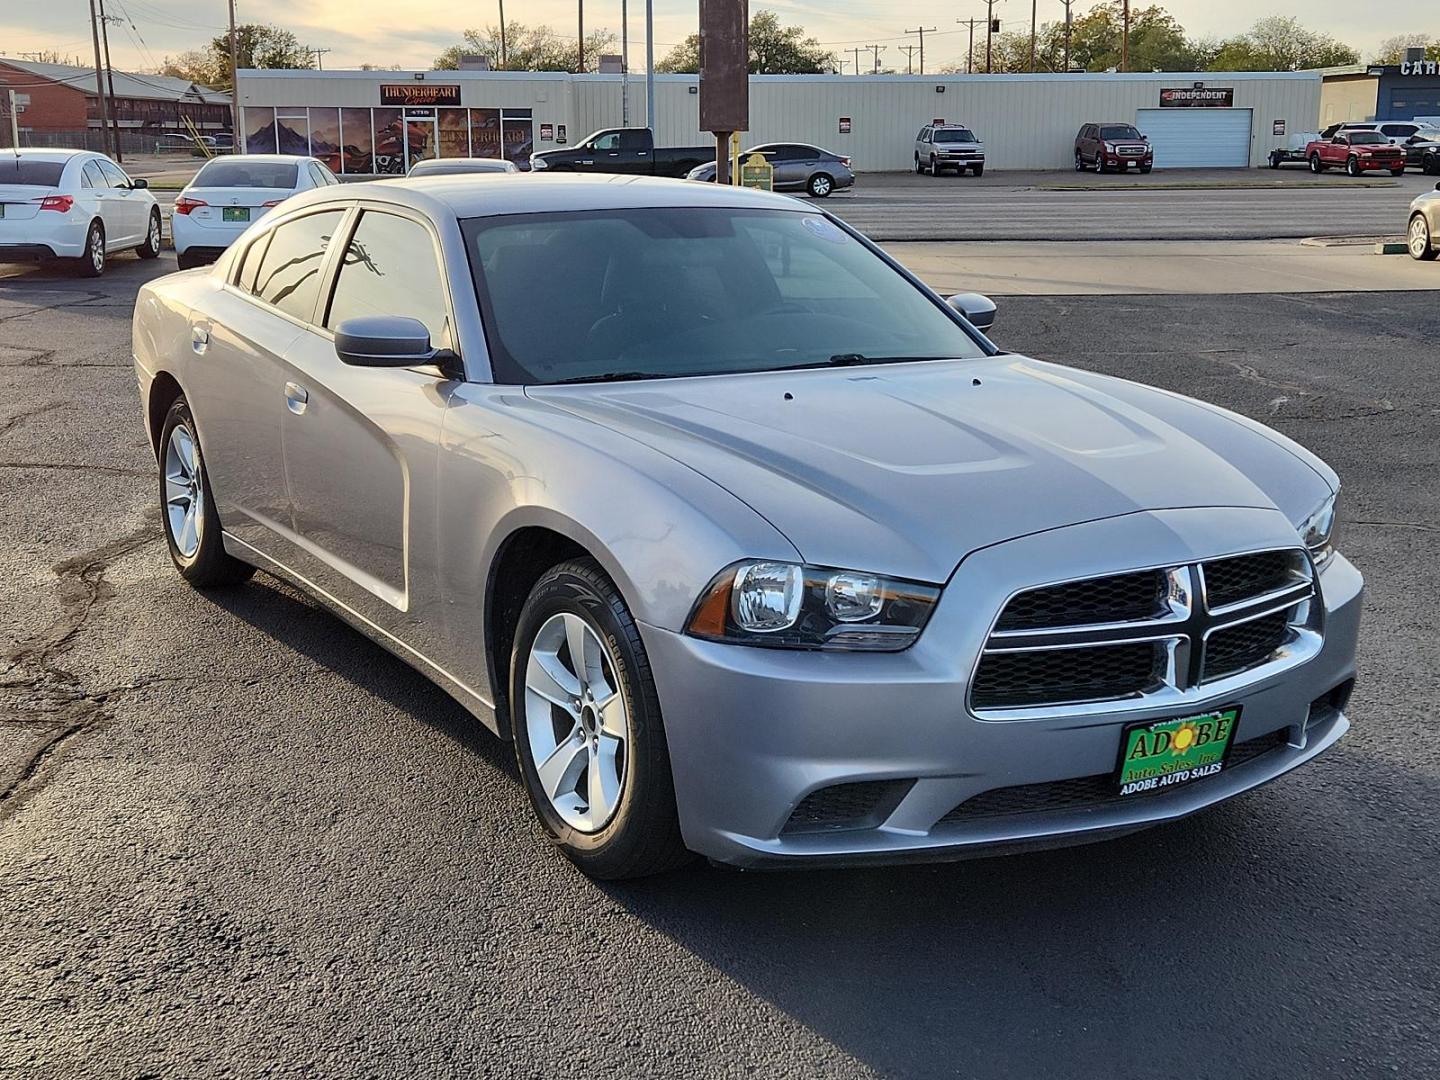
[0,149,161,276]
[171,154,338,269]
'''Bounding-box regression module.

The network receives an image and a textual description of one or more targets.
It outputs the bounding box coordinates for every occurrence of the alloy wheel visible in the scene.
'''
[524,611,630,833]
[90,227,104,273]
[163,421,205,558]
[1410,216,1432,259]
[147,215,160,251]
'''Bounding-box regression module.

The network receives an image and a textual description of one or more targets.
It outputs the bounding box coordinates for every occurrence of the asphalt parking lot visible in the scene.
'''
[1,247,1438,1077]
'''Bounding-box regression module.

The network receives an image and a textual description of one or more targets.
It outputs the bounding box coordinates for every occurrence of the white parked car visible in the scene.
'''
[405,157,519,177]
[0,149,161,276]
[172,154,339,269]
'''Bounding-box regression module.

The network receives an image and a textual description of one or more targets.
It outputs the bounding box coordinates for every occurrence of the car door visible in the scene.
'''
[186,207,348,558]
[95,158,145,246]
[279,204,459,633]
[770,145,809,188]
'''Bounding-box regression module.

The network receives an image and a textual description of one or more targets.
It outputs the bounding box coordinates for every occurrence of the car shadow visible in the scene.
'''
[197,572,1426,1078]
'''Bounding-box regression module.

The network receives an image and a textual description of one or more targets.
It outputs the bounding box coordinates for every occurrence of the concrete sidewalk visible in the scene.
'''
[884,239,1440,295]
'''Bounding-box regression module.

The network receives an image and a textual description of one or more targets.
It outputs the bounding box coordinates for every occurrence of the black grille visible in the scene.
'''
[971,642,1162,709]
[781,780,911,835]
[1203,551,1295,609]
[995,569,1169,631]
[1203,611,1291,681]
[939,728,1291,825]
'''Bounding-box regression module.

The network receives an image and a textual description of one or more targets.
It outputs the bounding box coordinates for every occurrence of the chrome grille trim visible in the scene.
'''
[970,548,1319,721]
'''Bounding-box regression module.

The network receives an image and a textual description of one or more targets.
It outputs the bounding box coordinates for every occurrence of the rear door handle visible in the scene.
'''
[284,381,309,415]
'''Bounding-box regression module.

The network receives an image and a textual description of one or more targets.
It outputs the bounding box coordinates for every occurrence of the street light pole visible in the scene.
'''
[621,0,629,126]
[227,0,240,141]
[1121,0,1131,72]
[645,0,655,132]
[577,0,584,73]
[498,0,508,68]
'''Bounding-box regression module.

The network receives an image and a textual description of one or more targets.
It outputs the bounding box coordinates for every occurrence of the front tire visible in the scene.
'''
[74,220,105,277]
[158,398,254,587]
[1310,153,1324,173]
[137,210,162,259]
[1390,166,1406,176]
[1139,164,1153,174]
[1425,154,1440,176]
[510,559,691,880]
[1347,155,1361,177]
[1409,213,1438,261]
[807,172,834,198]
[970,163,984,177]
[929,154,940,177]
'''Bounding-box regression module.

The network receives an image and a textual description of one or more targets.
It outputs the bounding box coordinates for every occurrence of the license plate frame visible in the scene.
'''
[222,207,250,222]
[1114,706,1241,797]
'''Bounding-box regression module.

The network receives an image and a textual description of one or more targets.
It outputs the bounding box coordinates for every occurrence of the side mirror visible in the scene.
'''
[947,292,997,332]
[334,316,446,367]
[130,177,149,189]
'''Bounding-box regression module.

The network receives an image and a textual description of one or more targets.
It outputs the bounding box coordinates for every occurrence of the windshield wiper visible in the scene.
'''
[826,354,958,367]
[550,370,667,385]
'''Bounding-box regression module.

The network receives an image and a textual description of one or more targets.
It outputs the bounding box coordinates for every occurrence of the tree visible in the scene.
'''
[1065,2,1196,72]
[161,23,312,87]
[1207,17,1357,71]
[1372,35,1440,65]
[435,24,617,72]
[655,10,834,74]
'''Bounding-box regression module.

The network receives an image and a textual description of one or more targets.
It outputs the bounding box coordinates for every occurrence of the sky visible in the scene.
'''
[2,0,1433,75]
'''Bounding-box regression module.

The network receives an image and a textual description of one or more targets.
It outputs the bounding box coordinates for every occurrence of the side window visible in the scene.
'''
[307,163,326,188]
[324,211,451,349]
[619,129,649,151]
[774,145,806,161]
[593,132,620,151]
[319,162,339,185]
[253,210,346,322]
[97,159,130,188]
[81,161,105,188]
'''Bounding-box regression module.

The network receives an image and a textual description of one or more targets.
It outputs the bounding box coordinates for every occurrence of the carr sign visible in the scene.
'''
[1159,87,1235,108]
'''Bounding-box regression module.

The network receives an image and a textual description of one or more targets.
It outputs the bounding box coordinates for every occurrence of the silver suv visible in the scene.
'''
[914,124,986,177]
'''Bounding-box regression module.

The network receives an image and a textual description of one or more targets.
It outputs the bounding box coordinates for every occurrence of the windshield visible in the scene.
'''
[462,208,987,384]
[1348,132,1386,145]
[1100,125,1142,141]
[933,129,976,143]
[0,158,65,186]
[193,160,299,188]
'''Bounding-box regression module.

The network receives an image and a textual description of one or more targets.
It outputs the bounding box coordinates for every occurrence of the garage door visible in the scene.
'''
[1135,108,1253,168]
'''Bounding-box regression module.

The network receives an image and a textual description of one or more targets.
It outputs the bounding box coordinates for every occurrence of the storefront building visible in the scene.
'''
[1368,62,1440,122]
[238,68,1323,173]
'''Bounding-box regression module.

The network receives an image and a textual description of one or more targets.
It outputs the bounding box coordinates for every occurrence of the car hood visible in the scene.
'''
[528,356,1335,584]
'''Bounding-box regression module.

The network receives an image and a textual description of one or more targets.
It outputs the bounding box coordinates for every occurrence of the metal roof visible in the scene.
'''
[0,57,231,105]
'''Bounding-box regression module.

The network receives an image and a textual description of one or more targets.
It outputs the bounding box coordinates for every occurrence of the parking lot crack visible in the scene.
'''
[0,401,65,438]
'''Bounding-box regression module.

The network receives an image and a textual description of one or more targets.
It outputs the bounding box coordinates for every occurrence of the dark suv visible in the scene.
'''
[1075,123,1153,173]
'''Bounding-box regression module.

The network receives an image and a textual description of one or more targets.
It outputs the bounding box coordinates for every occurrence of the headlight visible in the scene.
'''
[530,156,548,170]
[686,560,940,651]
[1298,493,1340,567]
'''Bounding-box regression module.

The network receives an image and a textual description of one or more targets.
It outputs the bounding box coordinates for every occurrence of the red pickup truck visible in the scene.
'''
[1306,131,1407,176]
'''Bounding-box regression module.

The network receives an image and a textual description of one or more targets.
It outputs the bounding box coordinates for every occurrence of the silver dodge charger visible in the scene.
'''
[132,175,1362,878]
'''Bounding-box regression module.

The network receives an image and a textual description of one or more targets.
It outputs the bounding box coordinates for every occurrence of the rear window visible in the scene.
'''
[193,160,299,188]
[933,129,976,143]
[0,158,65,186]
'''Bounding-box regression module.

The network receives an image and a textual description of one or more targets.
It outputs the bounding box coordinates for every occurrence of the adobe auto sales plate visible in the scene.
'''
[1115,707,1240,797]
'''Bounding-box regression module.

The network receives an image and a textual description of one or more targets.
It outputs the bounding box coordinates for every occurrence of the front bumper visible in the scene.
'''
[642,507,1362,869]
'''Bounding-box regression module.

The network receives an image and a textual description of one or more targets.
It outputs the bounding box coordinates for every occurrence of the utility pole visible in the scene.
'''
[87,0,112,157]
[97,2,122,161]
[227,0,240,140]
[4,88,20,152]
[849,47,863,75]
[645,0,654,132]
[904,27,936,75]
[1121,0,1130,72]
[498,0,508,68]
[1062,0,1074,71]
[899,45,919,75]
[620,0,629,125]
[866,44,886,74]
[1028,0,1037,72]
[577,0,584,73]
[309,47,330,70]
[960,18,977,74]
[984,0,1000,74]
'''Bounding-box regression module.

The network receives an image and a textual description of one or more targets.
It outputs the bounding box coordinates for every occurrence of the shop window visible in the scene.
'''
[275,109,310,155]
[244,107,276,154]
[501,109,533,164]
[470,108,502,159]
[373,108,405,174]
[309,107,341,171]
[439,109,469,157]
[340,108,373,174]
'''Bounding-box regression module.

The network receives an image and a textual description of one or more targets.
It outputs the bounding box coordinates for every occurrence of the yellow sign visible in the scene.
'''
[739,152,774,192]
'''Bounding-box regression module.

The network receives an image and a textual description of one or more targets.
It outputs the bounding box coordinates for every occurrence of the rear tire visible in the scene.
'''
[175,250,203,271]
[157,398,254,588]
[510,558,692,880]
[1269,152,1281,169]
[1075,151,1085,172]
[807,172,834,198]
[137,210,162,259]
[1409,213,1438,262]
[73,220,105,277]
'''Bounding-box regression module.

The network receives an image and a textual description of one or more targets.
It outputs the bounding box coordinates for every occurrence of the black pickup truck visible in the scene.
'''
[529,128,714,177]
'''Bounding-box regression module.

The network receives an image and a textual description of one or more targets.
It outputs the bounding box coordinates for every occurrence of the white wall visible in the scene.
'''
[240,69,1323,171]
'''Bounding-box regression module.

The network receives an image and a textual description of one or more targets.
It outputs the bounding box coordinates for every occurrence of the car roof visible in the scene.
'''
[199,154,315,164]
[277,173,814,220]
[5,148,96,160]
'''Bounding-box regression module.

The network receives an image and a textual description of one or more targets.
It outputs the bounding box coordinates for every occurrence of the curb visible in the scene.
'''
[1036,179,1401,192]
[1374,241,1410,255]
[1300,235,1405,249]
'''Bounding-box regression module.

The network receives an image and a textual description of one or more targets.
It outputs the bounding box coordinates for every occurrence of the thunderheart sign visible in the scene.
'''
[1160,87,1235,108]
[380,83,462,107]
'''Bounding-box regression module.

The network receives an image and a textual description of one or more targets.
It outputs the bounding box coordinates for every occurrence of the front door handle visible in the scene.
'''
[284,381,309,415]
[191,325,209,354]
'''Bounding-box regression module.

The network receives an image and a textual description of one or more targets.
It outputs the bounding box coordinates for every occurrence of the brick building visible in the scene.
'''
[0,57,231,149]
